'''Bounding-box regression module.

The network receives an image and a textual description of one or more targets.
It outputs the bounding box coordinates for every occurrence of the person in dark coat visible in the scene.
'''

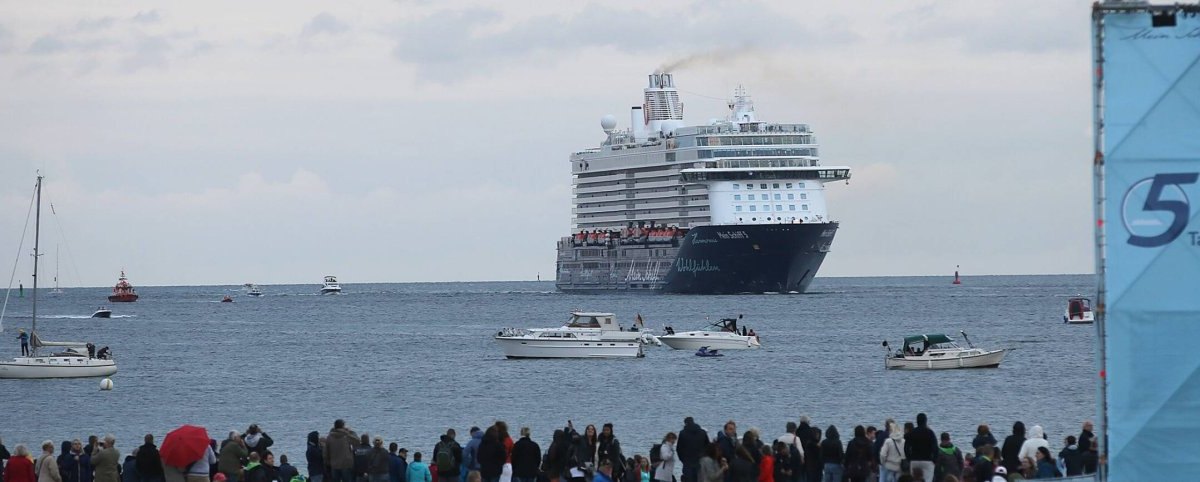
[57,442,77,482]
[802,429,821,482]
[1000,422,1026,476]
[715,422,738,472]
[307,432,326,482]
[278,455,299,482]
[906,414,937,482]
[354,436,373,482]
[478,428,506,482]
[1058,436,1084,476]
[368,438,391,482]
[598,425,624,482]
[842,426,872,482]
[727,448,755,482]
[818,427,842,482]
[121,450,140,482]
[971,425,997,452]
[136,435,164,482]
[511,428,540,482]
[388,445,407,482]
[676,418,710,482]
[242,427,274,461]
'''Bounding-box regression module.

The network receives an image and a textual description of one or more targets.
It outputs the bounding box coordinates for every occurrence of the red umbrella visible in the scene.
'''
[160,425,211,468]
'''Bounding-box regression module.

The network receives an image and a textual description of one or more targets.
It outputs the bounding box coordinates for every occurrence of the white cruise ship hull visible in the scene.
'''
[659,332,761,350]
[0,356,117,379]
[494,337,644,359]
[884,349,1006,370]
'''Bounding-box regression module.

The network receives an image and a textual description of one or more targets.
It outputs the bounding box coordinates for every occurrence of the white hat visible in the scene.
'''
[994,466,1008,475]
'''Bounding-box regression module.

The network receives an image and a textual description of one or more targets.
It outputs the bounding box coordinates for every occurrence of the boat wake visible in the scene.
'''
[43,314,136,319]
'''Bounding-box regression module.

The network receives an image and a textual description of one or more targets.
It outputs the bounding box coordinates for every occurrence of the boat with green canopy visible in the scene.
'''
[882,331,1006,370]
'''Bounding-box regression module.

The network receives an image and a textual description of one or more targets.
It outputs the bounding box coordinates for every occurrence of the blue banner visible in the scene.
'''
[1099,8,1200,480]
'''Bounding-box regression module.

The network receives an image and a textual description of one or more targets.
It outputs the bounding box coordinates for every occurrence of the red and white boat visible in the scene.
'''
[108,271,139,302]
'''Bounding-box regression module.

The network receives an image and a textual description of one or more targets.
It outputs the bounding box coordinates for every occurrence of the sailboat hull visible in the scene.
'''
[0,357,117,379]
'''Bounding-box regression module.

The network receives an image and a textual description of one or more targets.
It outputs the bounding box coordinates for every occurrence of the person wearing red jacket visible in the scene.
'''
[756,447,773,482]
[5,445,35,482]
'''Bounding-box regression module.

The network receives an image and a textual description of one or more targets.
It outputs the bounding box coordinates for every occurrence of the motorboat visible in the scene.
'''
[0,175,118,379]
[495,311,659,359]
[695,346,724,357]
[221,295,233,303]
[245,284,263,297]
[1064,296,1095,324]
[883,332,1006,370]
[658,315,762,350]
[108,270,138,302]
[91,307,112,318]
[320,275,341,294]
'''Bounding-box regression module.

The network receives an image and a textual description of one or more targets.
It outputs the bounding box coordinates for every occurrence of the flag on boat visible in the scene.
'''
[636,313,644,327]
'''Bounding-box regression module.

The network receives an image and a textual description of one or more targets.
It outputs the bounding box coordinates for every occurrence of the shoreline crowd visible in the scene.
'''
[0,414,1099,482]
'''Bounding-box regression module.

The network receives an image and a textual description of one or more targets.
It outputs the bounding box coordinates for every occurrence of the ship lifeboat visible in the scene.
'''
[107,270,139,303]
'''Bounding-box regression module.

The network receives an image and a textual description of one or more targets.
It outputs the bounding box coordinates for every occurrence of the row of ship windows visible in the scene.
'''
[734,182,805,190]
[736,205,808,212]
[734,193,806,201]
[697,135,815,146]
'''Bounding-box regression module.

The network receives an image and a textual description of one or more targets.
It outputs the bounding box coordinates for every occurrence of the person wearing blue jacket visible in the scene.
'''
[388,445,407,482]
[307,432,326,482]
[405,454,430,482]
[462,428,482,479]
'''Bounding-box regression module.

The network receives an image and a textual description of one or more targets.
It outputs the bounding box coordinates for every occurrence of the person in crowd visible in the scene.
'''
[242,427,274,461]
[768,443,788,482]
[478,428,505,482]
[715,422,738,477]
[727,447,755,482]
[593,461,614,482]
[819,426,842,482]
[969,446,994,482]
[462,429,482,478]
[325,421,358,482]
[1,437,11,482]
[184,444,217,482]
[511,428,539,482]
[406,454,430,482]
[741,432,762,467]
[598,425,624,482]
[755,446,772,482]
[37,441,62,482]
[432,431,462,482]
[7,445,35,482]
[90,436,119,482]
[1033,448,1058,479]
[971,426,996,452]
[277,455,299,482]
[842,426,871,482]
[988,466,1007,482]
[1057,436,1082,477]
[1016,426,1048,470]
[933,433,961,482]
[677,418,709,482]
[571,425,596,471]
[697,445,726,482]
[871,419,892,481]
[388,445,407,482]
[354,435,373,482]
[1081,435,1099,475]
[136,435,163,482]
[369,438,390,482]
[543,430,569,482]
[773,422,803,482]
[307,432,326,482]
[877,423,904,482]
[905,415,935,482]
[999,422,1024,476]
[219,434,248,482]
[119,449,137,482]
[803,428,822,482]
[56,442,76,482]
[1077,422,1094,457]
[243,452,274,482]
[652,433,675,482]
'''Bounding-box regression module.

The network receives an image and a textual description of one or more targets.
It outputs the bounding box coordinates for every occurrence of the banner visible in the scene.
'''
[1097,6,1200,480]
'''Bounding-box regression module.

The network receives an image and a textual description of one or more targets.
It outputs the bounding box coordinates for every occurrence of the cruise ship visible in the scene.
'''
[555,72,851,294]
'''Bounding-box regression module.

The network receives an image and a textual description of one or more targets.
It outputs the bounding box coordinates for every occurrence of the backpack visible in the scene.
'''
[649,444,663,465]
[436,443,455,473]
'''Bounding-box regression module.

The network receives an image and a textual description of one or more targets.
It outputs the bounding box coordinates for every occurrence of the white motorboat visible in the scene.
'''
[883,332,1006,370]
[658,315,762,350]
[320,275,341,294]
[246,284,263,297]
[495,311,659,359]
[0,175,118,379]
[1064,296,1095,324]
[91,307,112,318]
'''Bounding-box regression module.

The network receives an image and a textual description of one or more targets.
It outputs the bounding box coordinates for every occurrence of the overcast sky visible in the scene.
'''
[0,0,1095,287]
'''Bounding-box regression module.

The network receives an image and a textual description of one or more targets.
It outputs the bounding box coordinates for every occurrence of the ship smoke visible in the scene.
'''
[656,48,745,74]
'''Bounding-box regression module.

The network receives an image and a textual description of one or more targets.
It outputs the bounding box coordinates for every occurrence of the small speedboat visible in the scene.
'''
[245,284,263,297]
[883,332,1006,370]
[695,346,723,357]
[221,295,233,303]
[658,315,761,350]
[1064,296,1094,324]
[320,275,342,294]
[91,307,112,318]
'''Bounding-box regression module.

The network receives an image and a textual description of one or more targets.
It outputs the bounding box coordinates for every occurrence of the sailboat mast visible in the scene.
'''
[31,175,41,348]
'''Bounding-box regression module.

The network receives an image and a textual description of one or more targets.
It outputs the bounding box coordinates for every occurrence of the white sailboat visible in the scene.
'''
[0,175,117,379]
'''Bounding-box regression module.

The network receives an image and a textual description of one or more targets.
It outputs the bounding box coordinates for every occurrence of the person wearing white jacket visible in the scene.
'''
[1017,425,1050,469]
[877,424,905,482]
[654,433,677,482]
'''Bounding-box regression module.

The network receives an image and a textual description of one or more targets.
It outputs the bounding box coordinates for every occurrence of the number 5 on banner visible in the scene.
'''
[1127,173,1199,248]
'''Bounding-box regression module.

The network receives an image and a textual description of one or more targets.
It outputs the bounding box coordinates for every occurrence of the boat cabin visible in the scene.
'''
[1067,297,1093,320]
[901,334,959,356]
[566,312,622,331]
[324,276,338,284]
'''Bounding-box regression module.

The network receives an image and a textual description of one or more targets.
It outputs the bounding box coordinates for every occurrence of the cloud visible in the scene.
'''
[75,17,117,32]
[120,34,172,72]
[893,1,1084,54]
[301,12,349,38]
[27,35,67,55]
[132,10,161,24]
[387,1,858,81]
[0,24,14,53]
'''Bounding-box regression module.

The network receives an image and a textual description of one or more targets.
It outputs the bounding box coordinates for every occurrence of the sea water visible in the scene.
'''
[0,275,1095,466]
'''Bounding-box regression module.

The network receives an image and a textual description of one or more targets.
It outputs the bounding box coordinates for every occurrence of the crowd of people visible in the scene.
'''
[0,415,1098,482]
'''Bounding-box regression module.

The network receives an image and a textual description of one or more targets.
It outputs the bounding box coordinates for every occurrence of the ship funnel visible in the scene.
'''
[630,106,645,142]
[645,72,683,135]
